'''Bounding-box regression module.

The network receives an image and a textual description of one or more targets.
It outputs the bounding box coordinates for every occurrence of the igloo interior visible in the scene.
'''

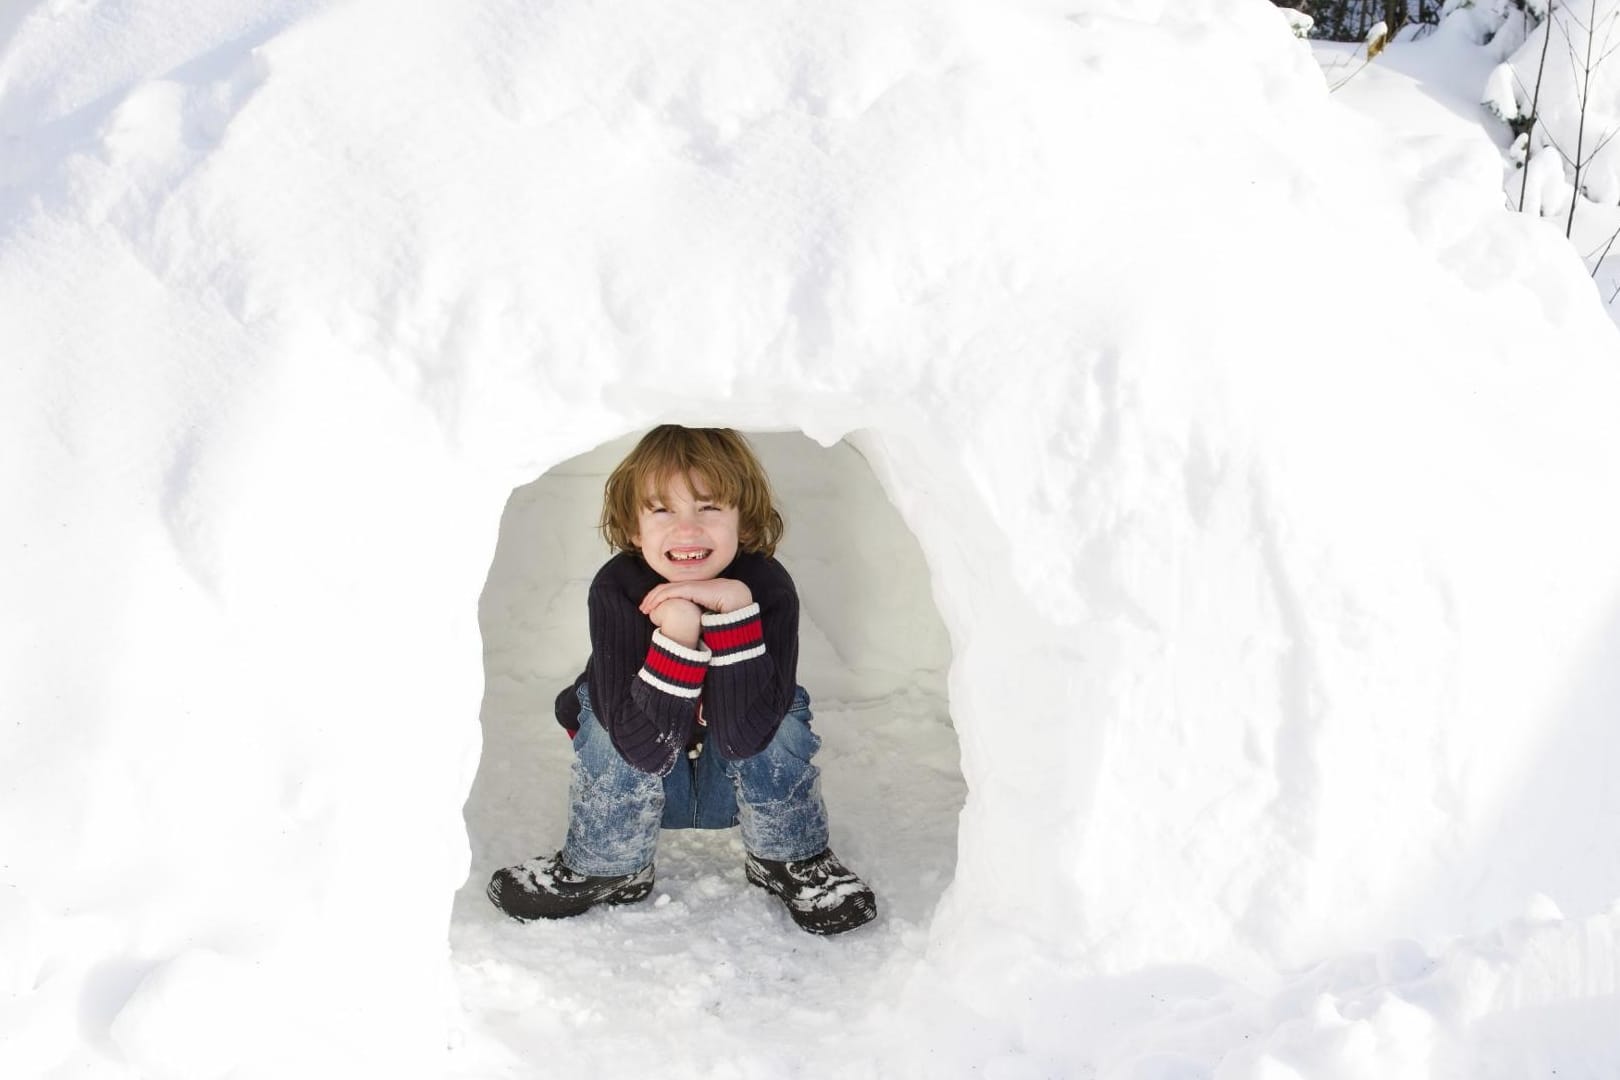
[453,432,965,1070]
[6,0,1620,1076]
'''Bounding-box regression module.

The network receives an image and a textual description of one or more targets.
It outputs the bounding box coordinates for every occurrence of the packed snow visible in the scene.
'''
[3,0,1620,1076]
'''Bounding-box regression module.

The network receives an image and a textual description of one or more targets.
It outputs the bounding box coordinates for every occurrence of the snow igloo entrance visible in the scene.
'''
[451,430,962,1070]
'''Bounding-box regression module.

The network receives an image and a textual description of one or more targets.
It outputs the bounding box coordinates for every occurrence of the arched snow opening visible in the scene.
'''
[454,430,963,1065]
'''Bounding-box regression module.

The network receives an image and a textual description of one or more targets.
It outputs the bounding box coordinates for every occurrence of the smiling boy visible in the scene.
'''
[487,426,877,935]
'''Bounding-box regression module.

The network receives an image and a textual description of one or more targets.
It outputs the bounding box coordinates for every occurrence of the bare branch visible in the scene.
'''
[1325,35,1381,95]
[1327,56,1375,93]
[1541,125,1575,163]
[1565,0,1600,238]
[1506,58,1533,100]
[1579,124,1620,165]
[1596,7,1620,62]
[1520,1,1560,212]
[1599,8,1620,45]
[1556,12,1579,49]
[1583,223,1620,266]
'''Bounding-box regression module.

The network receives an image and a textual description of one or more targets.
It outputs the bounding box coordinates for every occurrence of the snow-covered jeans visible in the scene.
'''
[561,683,830,877]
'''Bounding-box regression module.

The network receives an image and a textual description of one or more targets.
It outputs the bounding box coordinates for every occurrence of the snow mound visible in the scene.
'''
[3,0,1620,1074]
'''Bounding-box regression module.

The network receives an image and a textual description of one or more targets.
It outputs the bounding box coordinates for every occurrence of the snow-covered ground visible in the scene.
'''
[4,1,1620,1077]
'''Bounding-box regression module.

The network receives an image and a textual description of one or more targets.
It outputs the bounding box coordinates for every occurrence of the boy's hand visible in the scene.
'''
[647,598,703,649]
[639,578,754,618]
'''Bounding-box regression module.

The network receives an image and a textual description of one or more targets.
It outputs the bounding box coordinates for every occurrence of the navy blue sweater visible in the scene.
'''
[554,551,801,776]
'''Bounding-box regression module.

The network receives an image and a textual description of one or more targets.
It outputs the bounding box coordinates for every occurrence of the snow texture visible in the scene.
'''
[4,0,1620,1076]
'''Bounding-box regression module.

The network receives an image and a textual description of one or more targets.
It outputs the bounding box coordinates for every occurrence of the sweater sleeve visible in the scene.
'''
[700,584,800,760]
[554,674,584,735]
[586,577,710,776]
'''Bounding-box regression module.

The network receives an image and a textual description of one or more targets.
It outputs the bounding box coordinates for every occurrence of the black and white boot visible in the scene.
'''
[487,852,654,922]
[744,848,877,935]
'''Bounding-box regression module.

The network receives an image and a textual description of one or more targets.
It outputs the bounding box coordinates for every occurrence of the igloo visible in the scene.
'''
[5,0,1620,1076]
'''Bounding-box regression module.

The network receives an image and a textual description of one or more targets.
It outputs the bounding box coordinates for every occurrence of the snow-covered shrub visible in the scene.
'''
[1281,7,1317,38]
[1366,18,1392,55]
[1486,0,1620,222]
[1521,136,1576,213]
[1444,0,1545,50]
[1484,58,1535,135]
[1475,0,1540,56]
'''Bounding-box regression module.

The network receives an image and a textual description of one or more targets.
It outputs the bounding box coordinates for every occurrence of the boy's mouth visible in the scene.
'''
[666,548,711,564]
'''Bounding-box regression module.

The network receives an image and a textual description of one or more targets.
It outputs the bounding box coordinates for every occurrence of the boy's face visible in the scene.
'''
[632,471,741,582]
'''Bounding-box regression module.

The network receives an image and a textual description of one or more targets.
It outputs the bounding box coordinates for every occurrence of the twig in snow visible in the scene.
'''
[1586,223,1620,276]
[1326,21,1389,94]
[1519,1,1556,212]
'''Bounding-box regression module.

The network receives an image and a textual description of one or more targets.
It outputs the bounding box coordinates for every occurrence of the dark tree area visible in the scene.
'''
[1272,1,1443,41]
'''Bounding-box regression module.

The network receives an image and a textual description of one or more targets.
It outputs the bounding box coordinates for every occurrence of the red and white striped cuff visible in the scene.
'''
[637,630,711,698]
[701,603,765,667]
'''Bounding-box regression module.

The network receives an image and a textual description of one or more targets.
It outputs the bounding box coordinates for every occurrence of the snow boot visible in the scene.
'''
[487,852,654,922]
[744,848,877,935]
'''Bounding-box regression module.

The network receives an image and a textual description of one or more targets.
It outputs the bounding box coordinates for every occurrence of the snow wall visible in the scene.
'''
[4,0,1620,1075]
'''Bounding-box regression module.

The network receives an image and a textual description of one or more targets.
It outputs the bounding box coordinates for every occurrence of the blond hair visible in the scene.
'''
[600,426,784,557]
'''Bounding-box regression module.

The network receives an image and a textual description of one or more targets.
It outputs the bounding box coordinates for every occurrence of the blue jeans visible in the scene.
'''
[561,684,830,876]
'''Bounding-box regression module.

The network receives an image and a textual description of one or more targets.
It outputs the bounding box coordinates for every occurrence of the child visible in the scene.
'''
[487,425,877,935]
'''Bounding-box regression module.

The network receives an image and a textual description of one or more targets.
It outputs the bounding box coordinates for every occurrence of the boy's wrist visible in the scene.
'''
[661,618,701,648]
[650,597,703,646]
